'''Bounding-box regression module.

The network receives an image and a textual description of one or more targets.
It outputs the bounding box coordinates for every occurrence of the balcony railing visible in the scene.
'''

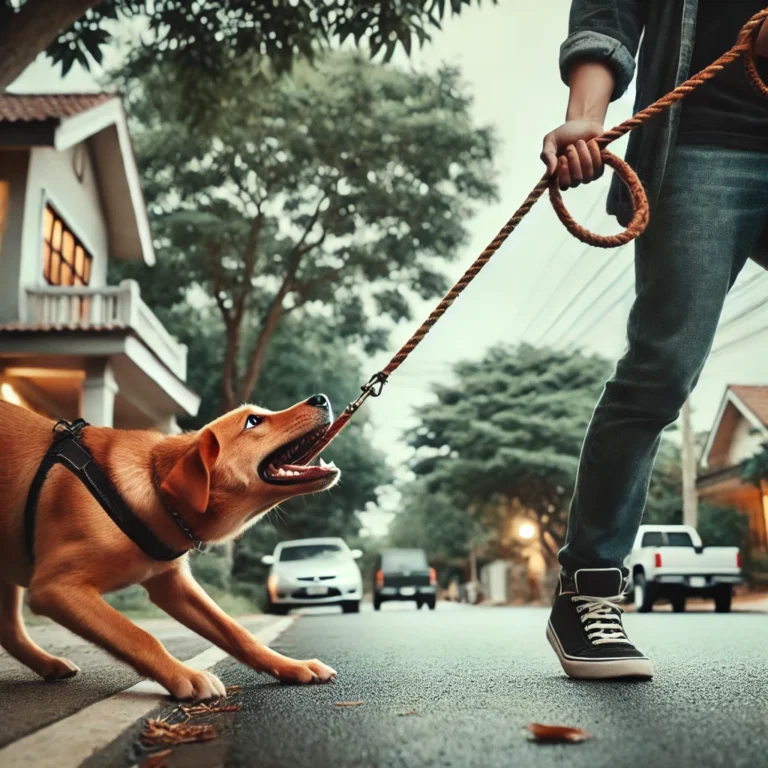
[24,280,188,380]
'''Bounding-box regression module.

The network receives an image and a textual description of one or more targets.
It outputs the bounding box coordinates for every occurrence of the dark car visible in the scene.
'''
[373,548,437,610]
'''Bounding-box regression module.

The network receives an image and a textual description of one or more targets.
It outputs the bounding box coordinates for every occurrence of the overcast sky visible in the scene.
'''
[12,2,768,536]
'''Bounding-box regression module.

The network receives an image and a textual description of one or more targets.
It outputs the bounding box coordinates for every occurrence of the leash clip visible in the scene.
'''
[346,371,389,414]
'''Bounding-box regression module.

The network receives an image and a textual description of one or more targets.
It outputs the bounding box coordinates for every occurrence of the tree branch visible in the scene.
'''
[0,0,101,90]
[232,213,264,328]
[233,197,329,401]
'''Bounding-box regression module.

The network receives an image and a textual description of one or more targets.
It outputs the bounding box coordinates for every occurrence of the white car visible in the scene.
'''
[262,537,363,614]
[626,524,742,613]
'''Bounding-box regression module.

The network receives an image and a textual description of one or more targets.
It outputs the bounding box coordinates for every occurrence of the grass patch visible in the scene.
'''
[23,583,261,624]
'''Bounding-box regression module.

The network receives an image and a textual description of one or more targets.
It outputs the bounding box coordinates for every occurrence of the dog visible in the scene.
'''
[0,395,341,700]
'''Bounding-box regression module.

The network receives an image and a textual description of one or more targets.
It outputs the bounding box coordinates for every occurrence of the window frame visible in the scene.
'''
[42,203,93,288]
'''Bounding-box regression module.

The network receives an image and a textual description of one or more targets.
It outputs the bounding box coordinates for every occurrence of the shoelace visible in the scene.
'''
[572,594,631,645]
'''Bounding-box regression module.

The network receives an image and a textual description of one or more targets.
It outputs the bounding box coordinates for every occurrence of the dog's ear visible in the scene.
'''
[160,429,220,515]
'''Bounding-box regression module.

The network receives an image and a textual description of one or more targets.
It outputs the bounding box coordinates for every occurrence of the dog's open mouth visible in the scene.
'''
[258,425,339,486]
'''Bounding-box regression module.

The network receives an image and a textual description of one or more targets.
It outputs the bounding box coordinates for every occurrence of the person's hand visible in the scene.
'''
[540,120,604,190]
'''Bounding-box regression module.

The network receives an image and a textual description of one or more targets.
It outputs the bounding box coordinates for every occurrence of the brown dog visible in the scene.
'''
[0,395,341,699]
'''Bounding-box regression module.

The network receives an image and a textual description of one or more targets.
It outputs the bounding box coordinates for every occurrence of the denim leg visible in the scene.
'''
[559,145,768,574]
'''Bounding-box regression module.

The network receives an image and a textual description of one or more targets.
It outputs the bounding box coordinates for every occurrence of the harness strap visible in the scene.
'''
[24,427,185,564]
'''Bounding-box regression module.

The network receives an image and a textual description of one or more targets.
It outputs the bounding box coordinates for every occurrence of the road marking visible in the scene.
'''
[0,616,295,768]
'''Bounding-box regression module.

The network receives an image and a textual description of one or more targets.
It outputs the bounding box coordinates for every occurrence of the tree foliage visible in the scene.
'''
[394,344,613,562]
[115,52,497,411]
[742,441,768,487]
[0,0,495,92]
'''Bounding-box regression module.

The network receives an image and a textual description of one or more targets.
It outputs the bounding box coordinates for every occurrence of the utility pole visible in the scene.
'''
[681,398,699,528]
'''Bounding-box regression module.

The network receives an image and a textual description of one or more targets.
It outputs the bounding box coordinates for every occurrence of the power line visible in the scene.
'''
[534,245,629,346]
[551,260,633,348]
[518,233,605,340]
[718,292,768,331]
[507,193,605,336]
[711,320,768,357]
[565,282,635,350]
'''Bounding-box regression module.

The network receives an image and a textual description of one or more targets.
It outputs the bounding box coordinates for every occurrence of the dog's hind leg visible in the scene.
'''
[0,582,80,680]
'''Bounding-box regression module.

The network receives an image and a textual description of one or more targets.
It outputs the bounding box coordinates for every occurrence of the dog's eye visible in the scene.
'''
[244,414,262,430]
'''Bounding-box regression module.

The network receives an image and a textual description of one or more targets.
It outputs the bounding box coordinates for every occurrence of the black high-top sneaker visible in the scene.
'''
[547,568,653,679]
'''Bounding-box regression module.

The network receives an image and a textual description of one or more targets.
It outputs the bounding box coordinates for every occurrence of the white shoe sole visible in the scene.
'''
[546,623,654,680]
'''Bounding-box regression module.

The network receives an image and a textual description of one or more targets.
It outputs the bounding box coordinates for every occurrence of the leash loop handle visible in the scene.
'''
[548,149,650,248]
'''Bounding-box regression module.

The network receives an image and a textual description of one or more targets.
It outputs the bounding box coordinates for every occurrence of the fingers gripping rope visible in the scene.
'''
[306,7,768,459]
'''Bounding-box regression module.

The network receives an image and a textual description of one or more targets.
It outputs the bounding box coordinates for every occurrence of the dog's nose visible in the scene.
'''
[306,394,330,409]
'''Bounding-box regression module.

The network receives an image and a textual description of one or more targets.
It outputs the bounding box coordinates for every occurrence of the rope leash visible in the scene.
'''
[307,7,768,460]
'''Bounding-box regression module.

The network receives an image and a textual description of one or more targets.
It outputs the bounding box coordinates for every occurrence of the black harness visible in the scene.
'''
[24,419,189,563]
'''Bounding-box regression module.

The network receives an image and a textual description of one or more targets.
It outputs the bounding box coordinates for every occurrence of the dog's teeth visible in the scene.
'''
[319,458,328,467]
[328,461,337,470]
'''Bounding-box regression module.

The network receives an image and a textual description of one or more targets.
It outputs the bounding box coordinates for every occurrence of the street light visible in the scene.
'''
[519,522,536,540]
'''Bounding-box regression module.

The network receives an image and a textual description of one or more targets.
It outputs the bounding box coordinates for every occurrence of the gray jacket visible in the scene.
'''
[561,0,768,268]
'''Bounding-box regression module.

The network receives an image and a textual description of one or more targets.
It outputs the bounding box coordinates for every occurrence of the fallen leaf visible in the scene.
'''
[398,710,419,717]
[335,701,364,707]
[524,723,591,743]
[141,720,217,747]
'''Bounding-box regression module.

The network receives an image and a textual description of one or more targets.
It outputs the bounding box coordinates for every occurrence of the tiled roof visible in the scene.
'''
[730,385,768,427]
[0,93,114,123]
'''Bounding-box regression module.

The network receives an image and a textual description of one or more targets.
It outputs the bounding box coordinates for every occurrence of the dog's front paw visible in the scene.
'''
[275,658,337,685]
[41,657,80,681]
[166,667,227,701]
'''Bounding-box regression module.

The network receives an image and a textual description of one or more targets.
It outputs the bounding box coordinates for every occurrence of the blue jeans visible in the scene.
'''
[559,144,768,574]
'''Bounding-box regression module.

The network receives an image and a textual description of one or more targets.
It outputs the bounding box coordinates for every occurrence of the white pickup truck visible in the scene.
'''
[626,525,742,613]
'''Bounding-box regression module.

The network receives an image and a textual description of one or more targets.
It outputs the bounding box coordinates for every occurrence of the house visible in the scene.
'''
[697,385,768,553]
[0,93,199,430]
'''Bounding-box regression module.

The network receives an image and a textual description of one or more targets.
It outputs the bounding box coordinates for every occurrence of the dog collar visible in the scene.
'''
[24,419,188,563]
[151,472,209,554]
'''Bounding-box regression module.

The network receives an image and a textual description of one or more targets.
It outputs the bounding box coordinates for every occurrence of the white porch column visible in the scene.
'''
[155,414,181,435]
[81,360,118,427]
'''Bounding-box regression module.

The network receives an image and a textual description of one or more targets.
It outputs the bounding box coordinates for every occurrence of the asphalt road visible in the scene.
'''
[2,602,768,767]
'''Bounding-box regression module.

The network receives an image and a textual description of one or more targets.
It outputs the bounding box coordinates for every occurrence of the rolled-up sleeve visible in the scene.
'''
[559,0,644,101]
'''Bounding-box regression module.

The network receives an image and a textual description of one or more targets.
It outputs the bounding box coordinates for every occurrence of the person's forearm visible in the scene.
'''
[565,60,616,123]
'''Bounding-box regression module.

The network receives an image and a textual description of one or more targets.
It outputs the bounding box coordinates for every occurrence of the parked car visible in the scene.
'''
[626,524,742,613]
[262,537,363,614]
[373,548,437,610]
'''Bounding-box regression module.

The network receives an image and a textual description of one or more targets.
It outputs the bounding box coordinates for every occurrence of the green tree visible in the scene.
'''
[0,0,494,93]
[404,344,613,561]
[742,442,768,487]
[116,52,496,412]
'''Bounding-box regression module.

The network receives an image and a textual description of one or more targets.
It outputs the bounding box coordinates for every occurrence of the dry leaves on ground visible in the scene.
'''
[524,723,591,743]
[398,710,419,717]
[139,685,243,758]
[335,701,364,707]
[141,720,217,747]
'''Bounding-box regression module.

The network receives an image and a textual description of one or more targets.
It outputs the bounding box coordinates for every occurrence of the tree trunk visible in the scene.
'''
[220,324,240,413]
[236,289,287,403]
[0,0,101,90]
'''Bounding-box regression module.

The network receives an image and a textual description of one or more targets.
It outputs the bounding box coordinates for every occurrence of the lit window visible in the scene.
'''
[42,204,93,287]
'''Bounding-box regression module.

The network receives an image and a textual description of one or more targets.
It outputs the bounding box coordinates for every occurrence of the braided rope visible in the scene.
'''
[307,7,768,458]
